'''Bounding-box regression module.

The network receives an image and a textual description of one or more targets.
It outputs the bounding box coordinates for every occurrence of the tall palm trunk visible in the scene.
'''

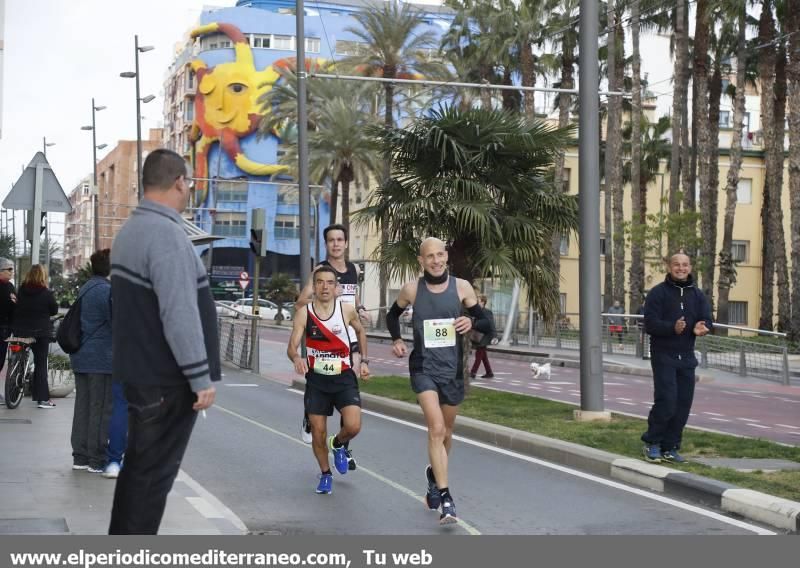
[552,35,575,297]
[341,169,353,262]
[329,181,339,225]
[758,2,777,330]
[520,40,536,118]
[772,46,790,331]
[603,0,616,307]
[682,0,695,217]
[612,19,626,307]
[788,0,800,341]
[668,0,688,244]
[702,60,723,306]
[694,0,713,297]
[717,5,747,329]
[629,0,644,312]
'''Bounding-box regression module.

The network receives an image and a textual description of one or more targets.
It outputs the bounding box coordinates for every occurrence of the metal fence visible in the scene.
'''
[366,308,794,385]
[217,316,256,370]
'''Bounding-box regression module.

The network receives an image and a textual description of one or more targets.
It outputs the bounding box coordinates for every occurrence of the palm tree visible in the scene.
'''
[340,1,445,324]
[789,0,800,341]
[668,0,689,248]
[356,106,578,321]
[629,0,644,312]
[717,1,748,329]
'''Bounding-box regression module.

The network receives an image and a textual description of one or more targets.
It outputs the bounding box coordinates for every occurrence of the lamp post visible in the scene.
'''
[81,99,107,252]
[41,137,55,270]
[42,137,55,157]
[120,35,155,201]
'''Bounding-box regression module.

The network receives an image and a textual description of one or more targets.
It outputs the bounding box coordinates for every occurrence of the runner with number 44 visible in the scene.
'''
[287,266,370,495]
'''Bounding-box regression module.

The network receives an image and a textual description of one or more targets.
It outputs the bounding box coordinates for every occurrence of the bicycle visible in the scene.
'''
[3,316,64,409]
[3,336,36,409]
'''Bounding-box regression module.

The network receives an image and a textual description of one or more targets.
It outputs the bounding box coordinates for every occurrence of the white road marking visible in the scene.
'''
[313,395,774,535]
[747,424,771,429]
[788,431,800,436]
[616,401,637,406]
[616,397,633,402]
[709,418,732,423]
[748,395,768,399]
[604,382,626,386]
[215,401,483,535]
[703,412,725,417]
[224,383,259,387]
[546,388,562,393]
[778,398,800,404]
[775,424,799,429]
[736,418,759,422]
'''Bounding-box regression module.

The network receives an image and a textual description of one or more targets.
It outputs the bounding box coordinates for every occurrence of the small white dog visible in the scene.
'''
[530,362,552,381]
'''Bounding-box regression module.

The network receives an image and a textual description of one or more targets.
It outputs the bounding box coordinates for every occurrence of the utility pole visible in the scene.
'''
[576,0,609,421]
[297,0,310,285]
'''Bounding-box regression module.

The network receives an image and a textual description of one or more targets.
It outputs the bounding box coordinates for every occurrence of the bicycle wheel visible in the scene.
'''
[4,352,24,409]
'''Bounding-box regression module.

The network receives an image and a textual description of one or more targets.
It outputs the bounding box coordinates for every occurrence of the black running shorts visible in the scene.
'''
[305,382,362,416]
[410,374,464,406]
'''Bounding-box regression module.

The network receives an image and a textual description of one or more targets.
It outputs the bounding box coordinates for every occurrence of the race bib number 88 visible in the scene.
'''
[423,318,456,348]
[314,356,342,375]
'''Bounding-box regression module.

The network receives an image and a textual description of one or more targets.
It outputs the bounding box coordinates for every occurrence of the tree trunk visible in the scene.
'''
[772,45,790,331]
[788,0,800,342]
[629,0,644,312]
[341,170,352,262]
[501,66,519,112]
[603,0,616,308]
[612,19,626,307]
[520,40,536,118]
[684,0,696,220]
[701,61,722,306]
[668,0,688,242]
[329,180,339,226]
[378,80,395,328]
[479,63,493,110]
[759,2,777,330]
[552,37,575,299]
[694,0,713,296]
[717,5,747,330]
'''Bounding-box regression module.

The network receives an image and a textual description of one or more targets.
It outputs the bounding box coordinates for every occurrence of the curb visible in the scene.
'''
[292,378,800,533]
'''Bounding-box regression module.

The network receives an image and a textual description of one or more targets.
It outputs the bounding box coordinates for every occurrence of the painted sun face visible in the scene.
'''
[198,62,280,133]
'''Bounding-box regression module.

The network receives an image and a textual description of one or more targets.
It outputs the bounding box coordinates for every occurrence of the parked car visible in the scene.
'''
[215,300,238,318]
[232,298,292,321]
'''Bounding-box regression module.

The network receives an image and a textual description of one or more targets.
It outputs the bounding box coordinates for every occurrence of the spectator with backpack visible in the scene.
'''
[469,295,497,379]
[68,250,114,473]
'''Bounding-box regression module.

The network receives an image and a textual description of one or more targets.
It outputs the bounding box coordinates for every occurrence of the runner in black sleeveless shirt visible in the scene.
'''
[386,238,491,525]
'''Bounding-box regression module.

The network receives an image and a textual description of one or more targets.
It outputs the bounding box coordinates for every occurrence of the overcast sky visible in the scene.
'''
[0,0,234,245]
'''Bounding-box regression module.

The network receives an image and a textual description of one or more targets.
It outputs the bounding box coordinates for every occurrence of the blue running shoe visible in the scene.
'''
[662,449,686,463]
[425,465,441,510]
[316,473,333,494]
[643,444,662,463]
[439,495,458,525]
[328,436,349,475]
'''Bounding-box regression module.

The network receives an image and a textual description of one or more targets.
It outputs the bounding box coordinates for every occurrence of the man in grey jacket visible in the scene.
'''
[108,149,221,534]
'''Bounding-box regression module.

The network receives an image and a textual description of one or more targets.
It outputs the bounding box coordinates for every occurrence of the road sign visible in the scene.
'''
[239,271,250,291]
[3,152,71,212]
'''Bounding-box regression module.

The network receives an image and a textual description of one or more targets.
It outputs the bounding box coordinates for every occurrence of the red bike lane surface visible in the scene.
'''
[258,326,800,446]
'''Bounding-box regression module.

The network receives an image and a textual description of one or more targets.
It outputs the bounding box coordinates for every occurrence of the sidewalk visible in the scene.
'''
[0,393,245,535]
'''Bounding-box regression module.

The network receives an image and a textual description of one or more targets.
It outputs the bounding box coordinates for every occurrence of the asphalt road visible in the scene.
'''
[178,332,777,535]
[256,326,800,446]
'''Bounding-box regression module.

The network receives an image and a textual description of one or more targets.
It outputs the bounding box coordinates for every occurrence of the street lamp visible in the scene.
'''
[42,137,55,157]
[120,35,155,201]
[81,98,107,252]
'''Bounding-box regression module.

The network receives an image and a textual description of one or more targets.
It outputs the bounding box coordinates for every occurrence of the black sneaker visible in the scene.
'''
[440,494,458,525]
[345,448,357,471]
[425,465,441,510]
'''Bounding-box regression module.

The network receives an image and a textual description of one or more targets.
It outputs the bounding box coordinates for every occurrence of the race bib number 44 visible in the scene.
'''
[423,318,456,348]
[314,356,342,375]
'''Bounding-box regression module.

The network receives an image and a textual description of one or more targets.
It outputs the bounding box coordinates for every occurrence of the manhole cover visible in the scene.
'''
[693,458,800,472]
[0,518,69,534]
[0,418,32,424]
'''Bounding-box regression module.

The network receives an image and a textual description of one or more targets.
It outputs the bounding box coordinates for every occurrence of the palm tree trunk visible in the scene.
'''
[717,5,747,330]
[629,0,643,312]
[612,19,626,306]
[341,174,352,262]
[772,45,790,332]
[701,61,722,305]
[788,0,800,342]
[603,0,616,308]
[378,80,395,328]
[682,2,695,220]
[694,0,712,295]
[520,40,536,118]
[668,0,688,238]
[759,1,777,330]
[329,180,339,226]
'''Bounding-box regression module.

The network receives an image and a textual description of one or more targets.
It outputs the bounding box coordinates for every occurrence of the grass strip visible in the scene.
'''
[360,376,800,502]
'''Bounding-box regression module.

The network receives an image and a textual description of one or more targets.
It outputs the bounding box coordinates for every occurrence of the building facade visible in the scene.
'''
[63,176,93,276]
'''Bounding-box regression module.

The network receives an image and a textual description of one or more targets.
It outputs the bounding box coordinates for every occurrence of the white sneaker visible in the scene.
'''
[102,462,121,479]
[87,466,104,474]
[301,416,313,444]
[37,401,56,409]
[72,464,89,471]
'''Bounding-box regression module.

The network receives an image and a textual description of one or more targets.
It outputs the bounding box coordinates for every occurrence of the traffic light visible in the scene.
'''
[249,208,267,257]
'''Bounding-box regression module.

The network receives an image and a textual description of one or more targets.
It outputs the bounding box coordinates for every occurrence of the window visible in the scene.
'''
[336,40,367,56]
[600,234,607,256]
[305,37,321,53]
[275,214,314,239]
[561,168,571,193]
[277,184,299,204]
[273,35,294,50]
[212,213,247,237]
[559,293,567,314]
[216,181,248,202]
[729,301,748,325]
[719,111,731,128]
[187,70,195,90]
[560,234,569,256]
[252,35,271,49]
[737,178,752,204]
[731,240,749,263]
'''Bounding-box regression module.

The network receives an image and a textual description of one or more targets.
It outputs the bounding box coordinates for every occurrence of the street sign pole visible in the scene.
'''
[250,259,260,374]
[31,163,44,264]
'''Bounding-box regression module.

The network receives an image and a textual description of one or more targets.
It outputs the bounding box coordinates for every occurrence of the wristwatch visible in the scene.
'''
[361,359,369,364]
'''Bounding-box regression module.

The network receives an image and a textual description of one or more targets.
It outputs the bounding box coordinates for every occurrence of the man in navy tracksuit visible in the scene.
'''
[642,252,712,463]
